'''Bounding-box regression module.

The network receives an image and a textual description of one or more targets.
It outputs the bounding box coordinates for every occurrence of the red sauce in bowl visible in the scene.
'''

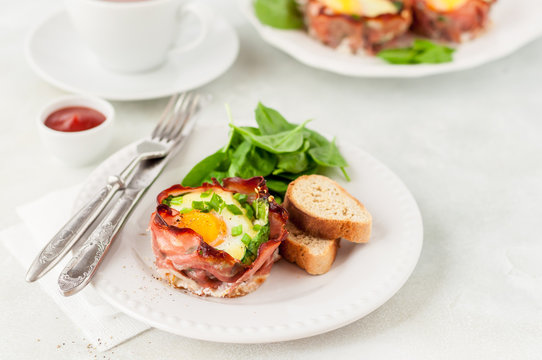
[44,107,106,132]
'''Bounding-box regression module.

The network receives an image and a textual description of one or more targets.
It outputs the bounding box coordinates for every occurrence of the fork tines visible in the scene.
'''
[151,92,200,142]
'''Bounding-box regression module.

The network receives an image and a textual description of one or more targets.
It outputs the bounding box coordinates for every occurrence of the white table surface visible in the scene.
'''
[1,0,542,359]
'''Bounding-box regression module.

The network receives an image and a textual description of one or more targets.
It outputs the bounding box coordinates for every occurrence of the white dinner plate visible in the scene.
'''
[239,0,542,78]
[25,10,239,101]
[75,122,423,343]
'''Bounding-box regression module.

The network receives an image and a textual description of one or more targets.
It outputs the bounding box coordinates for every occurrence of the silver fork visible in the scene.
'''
[26,92,196,282]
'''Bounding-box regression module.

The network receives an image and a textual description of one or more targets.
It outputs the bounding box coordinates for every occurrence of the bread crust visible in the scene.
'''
[284,175,372,243]
[280,236,340,275]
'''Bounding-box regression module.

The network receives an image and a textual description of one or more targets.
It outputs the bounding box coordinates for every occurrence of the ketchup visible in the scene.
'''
[44,107,106,132]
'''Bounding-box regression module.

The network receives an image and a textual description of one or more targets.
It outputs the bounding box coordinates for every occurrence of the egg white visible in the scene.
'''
[170,189,259,260]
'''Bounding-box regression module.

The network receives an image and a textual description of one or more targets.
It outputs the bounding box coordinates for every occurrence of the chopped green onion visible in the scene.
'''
[244,203,254,219]
[192,201,208,212]
[252,199,268,220]
[226,204,243,215]
[233,193,248,204]
[231,225,243,236]
[169,196,184,206]
[209,193,225,212]
[161,195,173,206]
[178,208,192,214]
[200,189,212,198]
[253,224,261,231]
[241,233,252,246]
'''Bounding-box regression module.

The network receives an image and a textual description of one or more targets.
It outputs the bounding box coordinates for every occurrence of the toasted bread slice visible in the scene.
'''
[284,175,372,243]
[280,222,340,275]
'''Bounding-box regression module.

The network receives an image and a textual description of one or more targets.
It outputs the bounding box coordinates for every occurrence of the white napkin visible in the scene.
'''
[0,185,150,352]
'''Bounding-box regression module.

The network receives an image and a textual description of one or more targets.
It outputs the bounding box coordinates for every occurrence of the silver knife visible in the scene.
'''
[57,100,200,296]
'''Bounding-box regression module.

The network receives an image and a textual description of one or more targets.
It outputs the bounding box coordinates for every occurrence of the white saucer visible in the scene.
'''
[26,10,239,101]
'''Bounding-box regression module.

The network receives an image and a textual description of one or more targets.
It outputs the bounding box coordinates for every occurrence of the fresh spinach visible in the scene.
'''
[253,0,304,30]
[264,178,290,194]
[228,142,277,178]
[309,137,348,168]
[378,39,455,65]
[255,102,296,135]
[230,119,310,154]
[182,151,229,187]
[181,102,349,196]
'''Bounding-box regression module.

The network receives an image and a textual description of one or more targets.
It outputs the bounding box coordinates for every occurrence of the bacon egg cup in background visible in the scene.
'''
[300,0,414,54]
[411,0,497,42]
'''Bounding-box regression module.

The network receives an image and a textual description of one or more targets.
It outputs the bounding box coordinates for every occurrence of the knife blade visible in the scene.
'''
[57,101,200,296]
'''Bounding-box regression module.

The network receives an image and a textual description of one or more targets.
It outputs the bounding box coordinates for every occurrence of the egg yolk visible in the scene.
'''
[177,210,227,247]
[322,0,363,15]
[426,0,468,12]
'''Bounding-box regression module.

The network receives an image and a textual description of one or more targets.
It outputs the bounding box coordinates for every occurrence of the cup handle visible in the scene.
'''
[170,2,213,54]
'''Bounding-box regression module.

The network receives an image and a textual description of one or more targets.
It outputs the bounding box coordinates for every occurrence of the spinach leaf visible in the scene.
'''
[223,127,243,152]
[275,151,309,174]
[237,126,261,136]
[378,39,455,65]
[231,119,310,154]
[274,139,310,174]
[206,170,229,183]
[253,0,304,30]
[255,102,295,135]
[264,177,290,194]
[270,159,319,181]
[376,48,418,65]
[303,128,330,148]
[414,45,454,64]
[308,137,348,168]
[309,137,349,180]
[182,150,229,187]
[183,103,350,195]
[228,141,277,178]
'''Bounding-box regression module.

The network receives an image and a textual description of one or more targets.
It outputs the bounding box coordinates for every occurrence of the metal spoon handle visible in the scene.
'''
[25,181,121,282]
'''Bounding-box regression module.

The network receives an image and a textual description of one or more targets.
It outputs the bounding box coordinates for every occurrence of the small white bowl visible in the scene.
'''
[37,95,115,166]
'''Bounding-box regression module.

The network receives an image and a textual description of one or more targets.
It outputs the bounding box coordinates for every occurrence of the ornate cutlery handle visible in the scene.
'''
[58,188,140,296]
[26,178,122,282]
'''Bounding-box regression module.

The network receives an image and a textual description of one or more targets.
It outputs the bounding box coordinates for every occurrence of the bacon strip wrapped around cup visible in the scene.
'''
[411,0,496,42]
[150,177,288,298]
[301,0,413,54]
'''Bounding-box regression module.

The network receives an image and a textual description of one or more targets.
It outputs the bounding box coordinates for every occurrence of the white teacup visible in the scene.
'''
[65,0,210,73]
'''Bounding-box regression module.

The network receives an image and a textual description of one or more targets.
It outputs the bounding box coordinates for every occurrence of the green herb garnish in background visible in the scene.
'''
[378,39,455,65]
[253,0,304,29]
[182,102,349,197]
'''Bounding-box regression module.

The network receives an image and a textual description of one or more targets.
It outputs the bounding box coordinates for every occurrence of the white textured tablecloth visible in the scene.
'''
[1,0,542,359]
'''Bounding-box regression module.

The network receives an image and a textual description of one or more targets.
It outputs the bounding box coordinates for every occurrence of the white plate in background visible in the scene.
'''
[239,0,542,78]
[75,123,423,343]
